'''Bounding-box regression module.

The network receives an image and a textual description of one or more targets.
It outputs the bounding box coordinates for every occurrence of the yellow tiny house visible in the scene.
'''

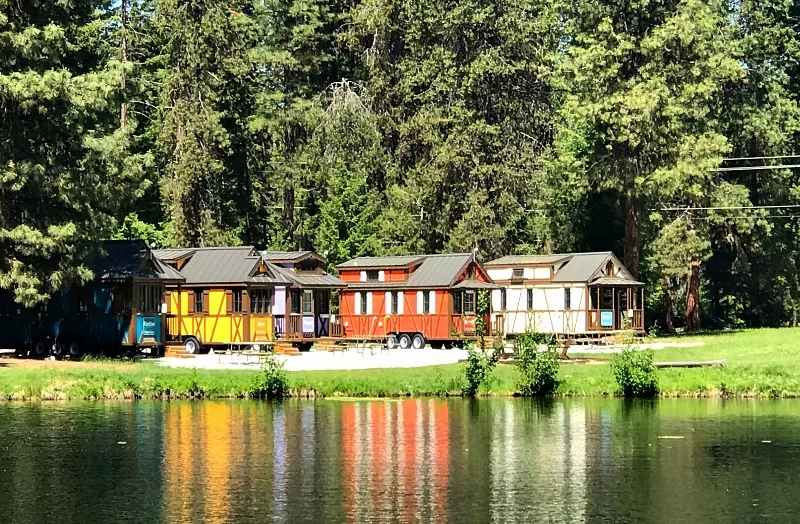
[155,247,289,353]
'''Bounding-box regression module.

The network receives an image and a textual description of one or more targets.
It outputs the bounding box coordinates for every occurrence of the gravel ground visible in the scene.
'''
[156,347,471,371]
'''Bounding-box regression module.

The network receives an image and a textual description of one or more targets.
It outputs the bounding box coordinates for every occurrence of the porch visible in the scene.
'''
[587,284,645,332]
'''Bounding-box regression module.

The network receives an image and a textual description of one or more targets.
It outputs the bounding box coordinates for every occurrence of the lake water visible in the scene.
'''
[0,398,798,523]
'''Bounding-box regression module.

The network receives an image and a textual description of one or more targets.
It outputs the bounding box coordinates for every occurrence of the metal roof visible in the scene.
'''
[337,255,426,269]
[589,276,644,286]
[177,247,283,285]
[551,252,615,283]
[270,264,346,288]
[261,250,324,264]
[89,241,185,283]
[484,254,571,266]
[152,248,196,261]
[451,278,503,290]
[405,253,475,288]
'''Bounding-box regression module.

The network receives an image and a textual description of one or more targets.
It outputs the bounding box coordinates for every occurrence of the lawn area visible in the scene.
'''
[1,328,800,399]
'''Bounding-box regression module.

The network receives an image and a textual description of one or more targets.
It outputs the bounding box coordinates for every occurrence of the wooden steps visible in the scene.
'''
[273,340,301,356]
[164,345,195,359]
[313,337,346,352]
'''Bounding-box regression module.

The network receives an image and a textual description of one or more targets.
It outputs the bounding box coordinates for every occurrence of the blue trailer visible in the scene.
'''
[0,241,184,358]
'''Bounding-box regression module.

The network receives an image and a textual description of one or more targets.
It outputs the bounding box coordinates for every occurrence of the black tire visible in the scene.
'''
[32,341,48,359]
[67,342,82,359]
[430,341,444,350]
[299,342,312,352]
[184,336,202,355]
[398,334,412,349]
[411,333,426,349]
[386,335,398,349]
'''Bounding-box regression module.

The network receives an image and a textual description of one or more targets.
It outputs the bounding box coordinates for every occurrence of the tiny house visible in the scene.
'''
[337,253,500,348]
[0,240,184,357]
[261,251,347,348]
[484,252,644,338]
[155,247,290,353]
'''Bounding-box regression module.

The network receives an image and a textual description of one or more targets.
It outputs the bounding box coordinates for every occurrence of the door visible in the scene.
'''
[316,289,330,337]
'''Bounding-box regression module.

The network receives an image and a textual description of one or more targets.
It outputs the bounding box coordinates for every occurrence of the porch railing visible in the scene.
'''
[587,309,644,331]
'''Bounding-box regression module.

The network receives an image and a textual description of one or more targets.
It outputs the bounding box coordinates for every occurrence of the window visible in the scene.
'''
[111,286,131,315]
[291,290,301,314]
[360,291,368,315]
[564,288,571,310]
[366,270,379,281]
[194,291,205,315]
[500,289,507,311]
[250,289,273,314]
[302,290,313,315]
[423,292,431,314]
[318,290,330,315]
[77,288,92,313]
[391,292,399,315]
[138,285,161,314]
[453,292,463,314]
[464,292,475,315]
[512,268,524,280]
[232,290,243,313]
[527,289,533,311]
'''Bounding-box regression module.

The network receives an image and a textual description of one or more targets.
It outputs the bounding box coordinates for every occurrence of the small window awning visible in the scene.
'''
[589,276,644,286]
[451,279,503,290]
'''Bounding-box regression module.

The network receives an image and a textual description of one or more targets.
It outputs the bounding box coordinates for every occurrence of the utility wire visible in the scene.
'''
[654,204,800,211]
[722,155,800,162]
[712,164,800,172]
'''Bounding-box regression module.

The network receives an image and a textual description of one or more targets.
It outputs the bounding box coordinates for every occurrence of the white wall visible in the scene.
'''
[492,285,589,335]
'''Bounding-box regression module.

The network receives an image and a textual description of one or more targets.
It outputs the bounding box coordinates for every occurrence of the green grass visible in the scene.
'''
[3,328,800,400]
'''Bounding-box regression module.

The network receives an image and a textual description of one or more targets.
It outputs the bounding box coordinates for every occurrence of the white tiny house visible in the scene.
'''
[485,252,644,338]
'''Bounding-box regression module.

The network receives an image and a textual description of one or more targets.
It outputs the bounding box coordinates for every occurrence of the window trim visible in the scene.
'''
[366,270,380,282]
[250,289,273,315]
[453,292,463,315]
[422,292,431,314]
[500,289,507,311]
[564,288,571,310]
[359,291,368,315]
[527,288,533,311]
[391,292,399,315]
[302,290,313,315]
[512,268,524,280]
[464,291,476,315]
[232,289,243,314]
[194,290,205,315]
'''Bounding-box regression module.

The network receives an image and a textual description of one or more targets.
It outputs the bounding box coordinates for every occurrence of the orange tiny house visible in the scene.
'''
[336,254,501,348]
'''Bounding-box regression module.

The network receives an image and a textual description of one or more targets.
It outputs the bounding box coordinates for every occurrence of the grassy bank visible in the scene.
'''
[2,328,800,400]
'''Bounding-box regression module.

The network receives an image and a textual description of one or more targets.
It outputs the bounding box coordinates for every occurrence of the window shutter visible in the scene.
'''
[385,292,391,314]
[242,289,249,314]
[355,292,362,315]
[164,290,172,314]
[417,291,423,314]
[378,270,385,282]
[188,290,195,314]
[429,291,436,314]
[367,292,373,314]
[398,291,404,314]
[202,290,210,314]
[226,290,233,314]
[360,271,367,283]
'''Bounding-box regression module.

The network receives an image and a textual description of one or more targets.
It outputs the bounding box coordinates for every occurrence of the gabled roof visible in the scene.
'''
[152,248,196,262]
[340,253,483,289]
[269,264,346,288]
[337,255,426,270]
[176,247,286,286]
[89,241,185,283]
[484,254,571,266]
[261,250,325,265]
[551,252,616,283]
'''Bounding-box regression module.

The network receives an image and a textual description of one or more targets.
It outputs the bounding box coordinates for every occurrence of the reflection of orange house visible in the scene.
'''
[341,400,450,522]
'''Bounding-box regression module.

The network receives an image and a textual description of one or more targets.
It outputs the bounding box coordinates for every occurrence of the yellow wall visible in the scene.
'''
[167,288,274,345]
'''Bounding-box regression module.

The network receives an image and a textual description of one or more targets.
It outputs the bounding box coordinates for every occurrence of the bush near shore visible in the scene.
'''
[2,328,800,400]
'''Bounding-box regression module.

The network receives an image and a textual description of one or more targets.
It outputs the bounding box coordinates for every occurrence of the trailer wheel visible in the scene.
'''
[430,341,444,350]
[411,334,426,349]
[184,336,202,355]
[398,334,411,349]
[52,343,64,358]
[32,341,48,358]
[67,342,82,359]
[386,335,398,349]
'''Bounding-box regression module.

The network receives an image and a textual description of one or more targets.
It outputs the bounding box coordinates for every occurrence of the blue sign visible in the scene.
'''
[600,311,613,328]
[136,315,162,343]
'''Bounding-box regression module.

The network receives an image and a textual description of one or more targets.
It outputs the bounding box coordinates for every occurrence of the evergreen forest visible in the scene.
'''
[1,0,799,331]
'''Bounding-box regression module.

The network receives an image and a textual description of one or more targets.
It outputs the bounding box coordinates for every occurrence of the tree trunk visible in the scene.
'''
[120,0,128,129]
[624,195,640,278]
[662,275,674,333]
[686,257,702,331]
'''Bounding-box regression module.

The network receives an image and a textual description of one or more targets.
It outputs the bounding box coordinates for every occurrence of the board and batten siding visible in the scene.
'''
[490,283,588,335]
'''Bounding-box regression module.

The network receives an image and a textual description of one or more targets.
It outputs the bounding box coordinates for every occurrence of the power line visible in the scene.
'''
[722,155,800,162]
[654,204,800,211]
[688,214,800,221]
[712,164,800,172]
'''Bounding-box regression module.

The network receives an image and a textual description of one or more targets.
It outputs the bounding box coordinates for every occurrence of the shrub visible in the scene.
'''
[251,353,289,399]
[611,345,659,397]
[462,342,498,396]
[514,331,560,396]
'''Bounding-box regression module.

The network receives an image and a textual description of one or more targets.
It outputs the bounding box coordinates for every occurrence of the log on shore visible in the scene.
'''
[654,359,726,369]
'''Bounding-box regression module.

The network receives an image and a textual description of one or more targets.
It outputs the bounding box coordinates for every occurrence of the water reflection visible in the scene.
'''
[4,399,800,523]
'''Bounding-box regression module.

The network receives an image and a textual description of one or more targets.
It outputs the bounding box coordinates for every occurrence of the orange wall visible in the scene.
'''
[340,289,454,340]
